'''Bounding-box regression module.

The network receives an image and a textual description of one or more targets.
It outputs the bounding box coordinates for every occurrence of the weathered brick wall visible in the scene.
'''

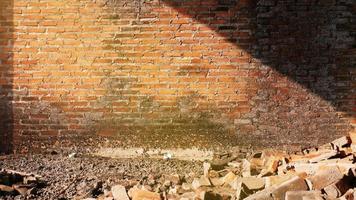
[0,0,354,151]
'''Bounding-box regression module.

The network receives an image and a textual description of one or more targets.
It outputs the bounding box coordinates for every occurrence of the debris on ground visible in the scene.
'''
[0,169,45,198]
[1,132,356,199]
[97,133,356,200]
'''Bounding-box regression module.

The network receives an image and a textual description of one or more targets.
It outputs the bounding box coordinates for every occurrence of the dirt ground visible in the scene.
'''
[0,153,204,200]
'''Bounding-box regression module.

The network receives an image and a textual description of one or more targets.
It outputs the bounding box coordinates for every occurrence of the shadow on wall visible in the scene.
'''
[157,0,355,146]
[160,0,355,119]
[251,0,355,117]
[0,0,13,153]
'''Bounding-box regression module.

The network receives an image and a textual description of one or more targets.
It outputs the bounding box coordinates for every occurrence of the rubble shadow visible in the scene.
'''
[0,0,13,153]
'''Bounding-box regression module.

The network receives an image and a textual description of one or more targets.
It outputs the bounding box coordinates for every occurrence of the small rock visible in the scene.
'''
[111,185,130,200]
[210,178,224,187]
[229,177,242,190]
[168,186,177,195]
[13,184,29,196]
[260,156,279,176]
[143,185,153,192]
[220,172,237,186]
[208,170,219,178]
[163,180,171,187]
[203,162,211,177]
[241,159,251,177]
[227,161,241,168]
[181,183,191,191]
[166,193,179,200]
[130,188,161,200]
[163,153,172,160]
[68,152,77,158]
[164,174,181,185]
[23,176,37,185]
[180,191,196,199]
[211,154,236,170]
[0,184,15,193]
[195,188,206,200]
[192,176,211,190]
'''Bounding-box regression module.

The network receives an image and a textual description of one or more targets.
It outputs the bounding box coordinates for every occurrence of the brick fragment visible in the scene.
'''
[111,185,129,200]
[285,191,323,200]
[307,166,344,190]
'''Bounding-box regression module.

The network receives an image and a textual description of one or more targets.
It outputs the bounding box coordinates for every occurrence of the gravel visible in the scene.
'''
[0,153,203,200]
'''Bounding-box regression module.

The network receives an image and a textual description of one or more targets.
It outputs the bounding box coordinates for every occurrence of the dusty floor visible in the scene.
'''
[0,153,204,200]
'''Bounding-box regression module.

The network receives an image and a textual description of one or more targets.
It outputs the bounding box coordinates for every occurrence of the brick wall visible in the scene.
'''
[0,0,354,152]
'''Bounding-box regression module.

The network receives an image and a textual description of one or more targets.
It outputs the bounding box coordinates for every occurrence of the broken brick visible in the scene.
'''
[307,166,344,190]
[285,190,323,200]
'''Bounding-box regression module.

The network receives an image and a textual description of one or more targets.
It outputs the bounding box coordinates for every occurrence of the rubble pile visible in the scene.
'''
[0,169,45,197]
[1,133,356,200]
[98,133,356,200]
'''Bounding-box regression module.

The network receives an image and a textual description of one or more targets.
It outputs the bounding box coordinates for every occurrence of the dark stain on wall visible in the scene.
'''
[0,0,13,153]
